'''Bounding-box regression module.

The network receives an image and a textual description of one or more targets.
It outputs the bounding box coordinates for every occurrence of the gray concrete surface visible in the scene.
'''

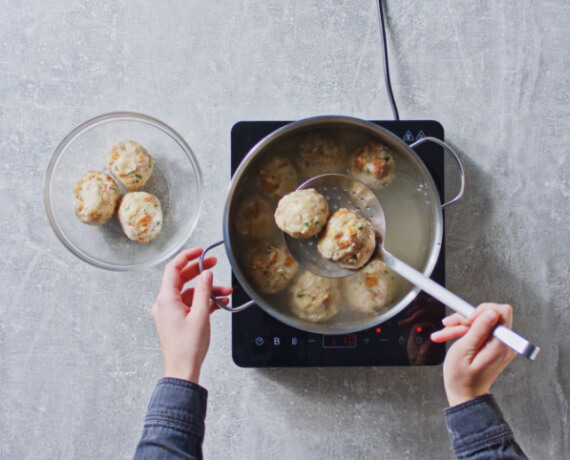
[1,1,568,458]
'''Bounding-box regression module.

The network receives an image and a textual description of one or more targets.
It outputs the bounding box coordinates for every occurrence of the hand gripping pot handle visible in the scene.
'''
[409,136,465,208]
[199,241,255,313]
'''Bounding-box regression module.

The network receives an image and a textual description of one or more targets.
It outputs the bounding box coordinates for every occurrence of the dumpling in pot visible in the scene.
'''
[296,133,346,177]
[72,171,120,225]
[342,259,397,314]
[106,140,154,190]
[247,241,299,294]
[255,156,298,199]
[117,192,163,244]
[349,142,396,189]
[235,195,274,240]
[274,189,329,238]
[289,271,341,322]
[317,208,376,269]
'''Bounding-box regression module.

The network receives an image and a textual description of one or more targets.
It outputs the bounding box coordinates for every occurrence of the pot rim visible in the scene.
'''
[223,115,443,334]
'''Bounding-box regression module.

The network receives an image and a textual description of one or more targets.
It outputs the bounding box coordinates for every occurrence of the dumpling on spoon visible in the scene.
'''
[317,208,376,269]
[274,189,329,238]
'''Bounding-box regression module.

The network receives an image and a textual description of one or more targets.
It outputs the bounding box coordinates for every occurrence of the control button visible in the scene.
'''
[292,337,298,346]
[415,336,423,345]
[398,336,406,345]
[273,337,281,346]
[255,337,264,346]
[403,130,415,142]
[363,337,371,345]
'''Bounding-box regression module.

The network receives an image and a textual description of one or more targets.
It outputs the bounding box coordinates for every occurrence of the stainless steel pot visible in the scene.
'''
[202,116,465,334]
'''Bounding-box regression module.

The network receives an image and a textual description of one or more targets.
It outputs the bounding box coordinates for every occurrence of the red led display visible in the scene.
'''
[322,334,357,348]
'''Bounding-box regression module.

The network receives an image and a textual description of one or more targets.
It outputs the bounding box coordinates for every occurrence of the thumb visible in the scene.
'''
[191,270,213,315]
[461,309,499,358]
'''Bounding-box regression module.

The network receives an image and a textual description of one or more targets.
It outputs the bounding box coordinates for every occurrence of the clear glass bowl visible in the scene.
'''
[44,112,203,270]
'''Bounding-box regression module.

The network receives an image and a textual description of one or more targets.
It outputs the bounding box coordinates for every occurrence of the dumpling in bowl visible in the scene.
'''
[296,133,346,177]
[317,208,376,269]
[106,140,154,190]
[247,241,299,294]
[255,156,298,199]
[235,195,274,240]
[342,259,397,314]
[72,171,120,225]
[274,189,329,238]
[289,271,341,322]
[349,142,396,189]
[117,191,163,244]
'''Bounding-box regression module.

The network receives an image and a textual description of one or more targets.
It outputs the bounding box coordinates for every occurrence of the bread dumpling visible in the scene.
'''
[349,142,396,189]
[274,189,329,238]
[255,156,298,199]
[289,271,341,322]
[342,259,397,314]
[247,241,299,294]
[235,195,274,240]
[117,192,162,244]
[72,171,120,225]
[106,140,154,190]
[317,208,376,269]
[296,133,346,178]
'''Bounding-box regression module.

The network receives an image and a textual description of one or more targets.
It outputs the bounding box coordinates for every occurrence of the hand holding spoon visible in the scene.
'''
[283,174,540,361]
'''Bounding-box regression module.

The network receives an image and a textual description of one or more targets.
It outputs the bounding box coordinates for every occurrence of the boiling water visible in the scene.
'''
[230,125,438,330]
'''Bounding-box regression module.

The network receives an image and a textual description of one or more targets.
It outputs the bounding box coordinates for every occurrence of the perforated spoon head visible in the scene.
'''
[283,174,386,278]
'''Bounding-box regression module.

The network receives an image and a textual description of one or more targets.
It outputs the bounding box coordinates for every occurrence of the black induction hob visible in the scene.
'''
[231,120,446,367]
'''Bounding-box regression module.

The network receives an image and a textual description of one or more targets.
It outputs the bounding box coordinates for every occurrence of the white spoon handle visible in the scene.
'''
[381,250,540,360]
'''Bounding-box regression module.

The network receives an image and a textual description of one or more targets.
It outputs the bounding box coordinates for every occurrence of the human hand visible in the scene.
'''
[430,303,517,407]
[152,248,232,384]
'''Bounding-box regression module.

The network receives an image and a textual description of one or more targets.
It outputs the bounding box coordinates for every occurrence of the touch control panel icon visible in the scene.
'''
[255,337,264,346]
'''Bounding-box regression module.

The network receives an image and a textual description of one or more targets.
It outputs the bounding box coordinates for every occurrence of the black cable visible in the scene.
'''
[377,0,400,121]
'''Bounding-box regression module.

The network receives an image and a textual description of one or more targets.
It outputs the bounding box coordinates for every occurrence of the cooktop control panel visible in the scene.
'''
[231,120,446,367]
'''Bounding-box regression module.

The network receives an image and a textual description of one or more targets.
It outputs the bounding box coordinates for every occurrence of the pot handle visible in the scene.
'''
[198,241,255,313]
[409,136,465,209]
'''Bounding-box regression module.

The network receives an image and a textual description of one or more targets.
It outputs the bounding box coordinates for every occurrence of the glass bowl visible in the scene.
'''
[44,112,203,270]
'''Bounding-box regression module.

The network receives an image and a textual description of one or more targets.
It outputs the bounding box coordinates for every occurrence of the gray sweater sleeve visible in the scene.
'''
[443,394,528,459]
[134,378,208,460]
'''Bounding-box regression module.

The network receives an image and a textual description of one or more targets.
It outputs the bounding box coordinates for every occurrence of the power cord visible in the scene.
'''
[377,0,400,121]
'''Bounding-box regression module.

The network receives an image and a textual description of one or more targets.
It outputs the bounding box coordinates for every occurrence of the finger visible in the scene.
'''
[179,257,217,289]
[472,334,517,371]
[181,286,233,306]
[469,303,513,327]
[189,270,213,321]
[442,313,470,327]
[161,248,203,291]
[461,309,500,362]
[209,297,229,308]
[430,325,469,343]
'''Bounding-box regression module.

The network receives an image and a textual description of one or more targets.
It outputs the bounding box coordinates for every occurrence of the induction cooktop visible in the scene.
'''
[230,120,446,367]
